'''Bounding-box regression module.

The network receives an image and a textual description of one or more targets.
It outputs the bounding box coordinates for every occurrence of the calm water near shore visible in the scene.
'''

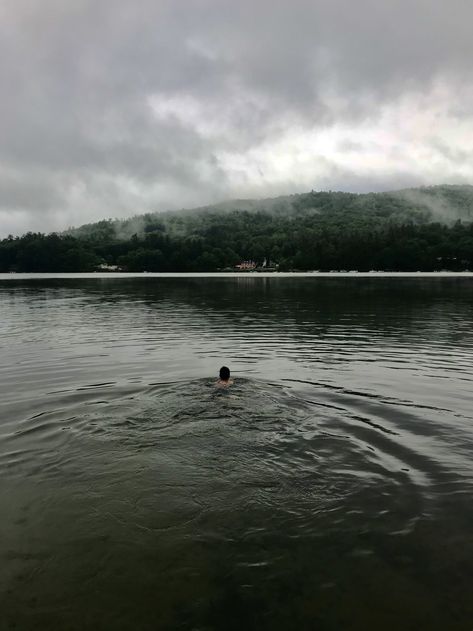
[1,274,472,630]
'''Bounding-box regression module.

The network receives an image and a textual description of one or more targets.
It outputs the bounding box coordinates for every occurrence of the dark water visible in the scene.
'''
[1,275,472,630]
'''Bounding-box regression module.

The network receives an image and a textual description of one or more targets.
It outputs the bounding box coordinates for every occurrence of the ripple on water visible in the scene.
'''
[2,277,473,628]
[0,376,472,630]
[0,378,441,527]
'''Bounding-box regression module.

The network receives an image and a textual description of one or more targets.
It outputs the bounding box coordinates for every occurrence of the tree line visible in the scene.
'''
[2,210,473,272]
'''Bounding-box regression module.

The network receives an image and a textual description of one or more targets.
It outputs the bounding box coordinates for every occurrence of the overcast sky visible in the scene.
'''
[1,0,473,235]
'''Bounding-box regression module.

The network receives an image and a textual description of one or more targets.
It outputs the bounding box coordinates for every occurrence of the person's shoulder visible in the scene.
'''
[215,379,234,388]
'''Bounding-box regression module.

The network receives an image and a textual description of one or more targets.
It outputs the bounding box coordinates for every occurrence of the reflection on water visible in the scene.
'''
[0,277,473,630]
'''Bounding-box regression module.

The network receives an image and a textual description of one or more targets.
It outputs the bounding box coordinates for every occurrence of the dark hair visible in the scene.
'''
[219,366,230,380]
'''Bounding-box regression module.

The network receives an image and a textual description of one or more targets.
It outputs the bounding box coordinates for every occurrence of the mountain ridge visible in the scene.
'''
[3,184,473,273]
[66,184,473,242]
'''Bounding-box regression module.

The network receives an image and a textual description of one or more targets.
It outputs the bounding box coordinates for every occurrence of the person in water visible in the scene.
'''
[217,365,233,387]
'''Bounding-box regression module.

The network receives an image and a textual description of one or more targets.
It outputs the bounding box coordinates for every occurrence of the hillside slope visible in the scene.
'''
[2,185,473,272]
[66,185,473,242]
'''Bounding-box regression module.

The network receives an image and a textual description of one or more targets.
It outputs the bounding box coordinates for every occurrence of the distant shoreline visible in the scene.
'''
[2,271,473,280]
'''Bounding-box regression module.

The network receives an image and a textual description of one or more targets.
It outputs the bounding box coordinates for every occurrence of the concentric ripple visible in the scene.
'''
[0,275,473,630]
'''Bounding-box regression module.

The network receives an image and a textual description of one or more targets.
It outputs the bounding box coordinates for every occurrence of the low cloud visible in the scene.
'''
[1,0,473,235]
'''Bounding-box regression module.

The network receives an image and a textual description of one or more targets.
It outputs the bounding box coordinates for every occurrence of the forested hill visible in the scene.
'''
[2,185,473,272]
[68,184,473,241]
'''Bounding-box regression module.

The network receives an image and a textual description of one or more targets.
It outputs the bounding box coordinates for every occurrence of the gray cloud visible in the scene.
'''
[1,0,473,235]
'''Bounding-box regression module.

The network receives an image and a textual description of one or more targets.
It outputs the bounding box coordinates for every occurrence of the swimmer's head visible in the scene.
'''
[219,366,230,381]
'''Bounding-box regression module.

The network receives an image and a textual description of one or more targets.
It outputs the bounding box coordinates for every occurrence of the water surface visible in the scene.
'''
[1,276,472,630]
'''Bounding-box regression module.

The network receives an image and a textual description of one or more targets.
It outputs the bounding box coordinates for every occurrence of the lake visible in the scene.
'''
[1,274,472,630]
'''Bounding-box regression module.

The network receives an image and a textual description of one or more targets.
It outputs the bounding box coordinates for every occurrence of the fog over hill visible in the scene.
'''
[3,184,473,273]
[67,184,473,241]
